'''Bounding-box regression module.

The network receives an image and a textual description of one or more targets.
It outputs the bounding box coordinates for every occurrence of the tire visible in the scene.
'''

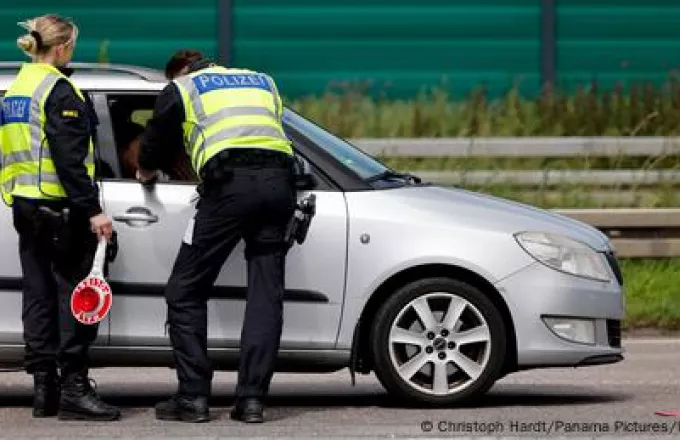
[370,277,506,406]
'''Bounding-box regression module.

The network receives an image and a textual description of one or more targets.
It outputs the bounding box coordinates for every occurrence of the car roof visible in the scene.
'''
[0,61,168,92]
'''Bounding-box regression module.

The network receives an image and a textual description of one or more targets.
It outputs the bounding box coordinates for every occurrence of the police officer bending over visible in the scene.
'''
[136,50,297,423]
[0,15,120,421]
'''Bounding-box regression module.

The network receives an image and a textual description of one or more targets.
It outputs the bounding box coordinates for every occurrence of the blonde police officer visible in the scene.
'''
[0,14,119,421]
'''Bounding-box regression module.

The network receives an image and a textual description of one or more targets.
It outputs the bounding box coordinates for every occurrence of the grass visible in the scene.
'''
[287,77,680,138]
[621,259,680,331]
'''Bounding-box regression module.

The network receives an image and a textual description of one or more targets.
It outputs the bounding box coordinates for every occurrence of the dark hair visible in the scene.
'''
[164,49,204,79]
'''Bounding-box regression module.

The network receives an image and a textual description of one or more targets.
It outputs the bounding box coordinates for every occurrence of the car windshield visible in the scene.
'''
[282,108,390,180]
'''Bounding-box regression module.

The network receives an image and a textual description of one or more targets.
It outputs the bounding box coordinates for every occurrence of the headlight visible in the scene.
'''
[514,231,611,282]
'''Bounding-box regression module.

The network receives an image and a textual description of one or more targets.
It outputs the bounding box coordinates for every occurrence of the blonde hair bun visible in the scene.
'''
[17,34,38,56]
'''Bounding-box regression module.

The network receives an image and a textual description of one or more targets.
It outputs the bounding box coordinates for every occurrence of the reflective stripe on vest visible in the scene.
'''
[172,66,293,174]
[0,63,95,206]
[2,172,60,193]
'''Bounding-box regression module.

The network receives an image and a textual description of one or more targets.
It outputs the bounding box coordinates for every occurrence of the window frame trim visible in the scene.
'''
[92,90,201,185]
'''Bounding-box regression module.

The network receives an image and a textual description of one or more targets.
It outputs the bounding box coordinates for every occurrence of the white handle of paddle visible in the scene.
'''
[90,237,108,278]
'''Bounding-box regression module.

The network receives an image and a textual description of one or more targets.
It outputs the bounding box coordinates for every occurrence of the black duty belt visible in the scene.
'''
[201,148,293,180]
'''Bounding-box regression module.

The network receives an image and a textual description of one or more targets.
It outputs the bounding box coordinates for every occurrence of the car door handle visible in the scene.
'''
[113,207,159,225]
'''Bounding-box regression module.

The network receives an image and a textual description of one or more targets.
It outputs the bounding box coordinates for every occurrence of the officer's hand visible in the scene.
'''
[90,214,113,242]
[136,168,158,186]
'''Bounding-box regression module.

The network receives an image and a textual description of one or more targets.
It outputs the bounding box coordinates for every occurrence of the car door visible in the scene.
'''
[0,89,111,346]
[94,91,347,350]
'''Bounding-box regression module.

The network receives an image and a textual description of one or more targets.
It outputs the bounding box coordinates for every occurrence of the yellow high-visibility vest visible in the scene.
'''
[172,65,293,174]
[0,63,95,206]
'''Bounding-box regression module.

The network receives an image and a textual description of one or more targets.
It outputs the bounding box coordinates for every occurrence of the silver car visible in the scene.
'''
[0,62,624,406]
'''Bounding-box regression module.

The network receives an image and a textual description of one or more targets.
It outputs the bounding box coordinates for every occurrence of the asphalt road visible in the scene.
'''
[1,339,680,439]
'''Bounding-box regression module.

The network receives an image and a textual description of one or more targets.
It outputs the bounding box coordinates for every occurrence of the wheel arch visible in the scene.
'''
[349,263,518,378]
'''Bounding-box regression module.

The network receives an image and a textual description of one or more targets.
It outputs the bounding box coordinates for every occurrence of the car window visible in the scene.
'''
[105,93,198,183]
[282,109,389,180]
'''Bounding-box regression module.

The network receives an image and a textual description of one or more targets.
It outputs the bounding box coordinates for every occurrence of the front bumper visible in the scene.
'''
[496,256,624,368]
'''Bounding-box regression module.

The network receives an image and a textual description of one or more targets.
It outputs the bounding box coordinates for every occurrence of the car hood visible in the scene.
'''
[388,184,612,251]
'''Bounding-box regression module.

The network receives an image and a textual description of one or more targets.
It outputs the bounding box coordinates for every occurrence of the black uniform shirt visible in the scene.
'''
[137,82,185,172]
[43,72,103,218]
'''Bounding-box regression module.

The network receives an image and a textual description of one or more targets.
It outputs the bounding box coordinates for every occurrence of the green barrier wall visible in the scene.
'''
[556,0,680,91]
[1,1,680,99]
[232,0,541,99]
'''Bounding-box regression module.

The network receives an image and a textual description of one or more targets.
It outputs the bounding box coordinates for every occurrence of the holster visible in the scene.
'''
[284,193,316,249]
[37,206,72,256]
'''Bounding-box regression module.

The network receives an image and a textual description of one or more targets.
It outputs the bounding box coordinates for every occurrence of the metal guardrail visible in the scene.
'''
[351,137,680,158]
[552,209,680,258]
[353,137,680,186]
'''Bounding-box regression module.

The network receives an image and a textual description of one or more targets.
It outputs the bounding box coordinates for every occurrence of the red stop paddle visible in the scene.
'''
[70,237,112,325]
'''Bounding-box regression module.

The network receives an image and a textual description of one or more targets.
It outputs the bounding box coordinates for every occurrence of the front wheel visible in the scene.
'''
[370,277,507,406]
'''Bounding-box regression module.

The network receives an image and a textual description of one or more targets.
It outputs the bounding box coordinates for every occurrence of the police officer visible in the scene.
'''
[136,50,296,423]
[0,15,120,421]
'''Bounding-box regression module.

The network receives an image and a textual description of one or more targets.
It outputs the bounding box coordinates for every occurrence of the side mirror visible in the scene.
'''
[292,154,317,190]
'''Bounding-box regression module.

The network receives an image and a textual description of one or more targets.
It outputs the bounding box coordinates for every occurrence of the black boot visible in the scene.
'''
[155,394,210,423]
[57,373,121,421]
[33,370,60,418]
[230,397,264,423]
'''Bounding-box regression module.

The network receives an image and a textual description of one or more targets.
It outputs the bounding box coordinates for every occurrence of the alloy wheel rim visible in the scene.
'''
[387,292,492,396]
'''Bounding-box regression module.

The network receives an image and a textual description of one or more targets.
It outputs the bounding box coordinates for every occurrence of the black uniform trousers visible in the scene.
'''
[164,151,296,398]
[11,196,99,376]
